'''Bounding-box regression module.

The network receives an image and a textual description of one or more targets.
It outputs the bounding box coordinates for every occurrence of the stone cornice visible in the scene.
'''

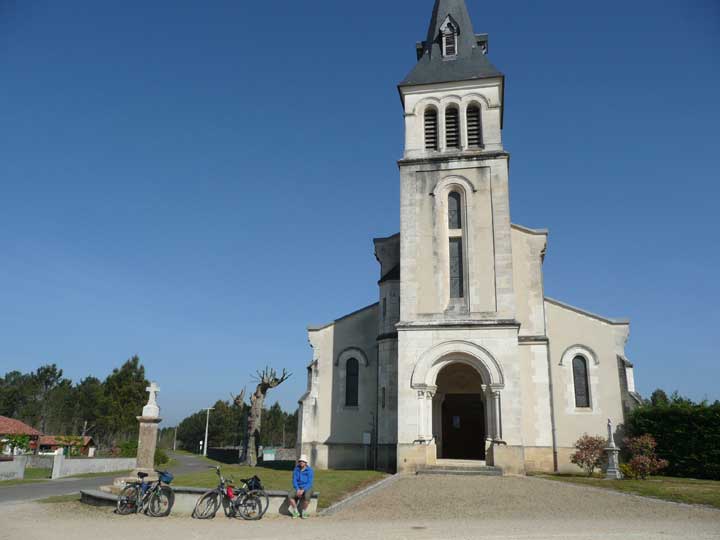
[518,335,549,344]
[398,150,510,168]
[397,319,520,331]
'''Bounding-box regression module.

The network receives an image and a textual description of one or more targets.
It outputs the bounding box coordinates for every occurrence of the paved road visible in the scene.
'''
[0,451,207,505]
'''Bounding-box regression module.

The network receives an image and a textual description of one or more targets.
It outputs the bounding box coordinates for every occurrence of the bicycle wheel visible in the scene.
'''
[237,490,268,520]
[116,485,139,515]
[148,485,175,517]
[192,491,220,519]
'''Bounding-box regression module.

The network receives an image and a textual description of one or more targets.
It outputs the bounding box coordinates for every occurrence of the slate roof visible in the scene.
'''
[379,264,401,283]
[0,416,41,436]
[400,0,503,88]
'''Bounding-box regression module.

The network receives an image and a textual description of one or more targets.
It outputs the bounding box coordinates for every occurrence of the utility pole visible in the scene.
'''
[203,407,214,457]
[173,427,177,451]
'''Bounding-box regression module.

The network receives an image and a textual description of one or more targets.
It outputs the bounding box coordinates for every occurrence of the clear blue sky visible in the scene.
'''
[1,1,718,426]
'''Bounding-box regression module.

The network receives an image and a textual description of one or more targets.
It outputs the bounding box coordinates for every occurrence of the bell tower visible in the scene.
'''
[395,0,523,473]
[398,0,513,324]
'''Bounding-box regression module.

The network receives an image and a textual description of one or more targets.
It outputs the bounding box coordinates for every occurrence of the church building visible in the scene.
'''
[297,0,642,474]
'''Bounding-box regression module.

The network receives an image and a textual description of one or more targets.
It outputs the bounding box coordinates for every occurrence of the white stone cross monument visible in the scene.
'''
[605,418,622,479]
[143,382,161,418]
[136,381,162,473]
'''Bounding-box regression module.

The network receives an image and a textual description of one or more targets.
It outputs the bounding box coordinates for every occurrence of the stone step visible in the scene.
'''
[416,466,503,476]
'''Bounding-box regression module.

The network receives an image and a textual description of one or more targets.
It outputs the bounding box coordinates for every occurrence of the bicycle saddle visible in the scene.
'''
[137,472,149,479]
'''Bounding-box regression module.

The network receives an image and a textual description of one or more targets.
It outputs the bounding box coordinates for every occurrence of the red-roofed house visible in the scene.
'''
[38,435,96,457]
[0,416,41,455]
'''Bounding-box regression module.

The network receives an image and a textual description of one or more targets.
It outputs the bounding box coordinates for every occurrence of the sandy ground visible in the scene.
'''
[1,475,718,540]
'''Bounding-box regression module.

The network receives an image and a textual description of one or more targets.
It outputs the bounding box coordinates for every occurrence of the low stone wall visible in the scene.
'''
[24,455,55,469]
[0,457,26,481]
[51,454,136,479]
[81,486,320,516]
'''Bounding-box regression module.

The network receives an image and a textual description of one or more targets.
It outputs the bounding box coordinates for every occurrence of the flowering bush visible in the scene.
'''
[623,434,669,479]
[570,434,607,476]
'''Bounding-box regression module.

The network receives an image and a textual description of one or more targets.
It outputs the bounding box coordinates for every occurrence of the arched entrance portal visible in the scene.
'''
[433,363,486,460]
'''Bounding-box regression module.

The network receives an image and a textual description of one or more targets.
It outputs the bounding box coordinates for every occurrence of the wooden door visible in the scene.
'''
[441,394,485,460]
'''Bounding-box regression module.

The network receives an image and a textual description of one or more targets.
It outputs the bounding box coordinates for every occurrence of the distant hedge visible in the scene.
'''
[626,394,720,480]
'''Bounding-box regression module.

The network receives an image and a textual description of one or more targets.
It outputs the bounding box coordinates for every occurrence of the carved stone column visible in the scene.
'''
[492,389,502,441]
[417,390,427,440]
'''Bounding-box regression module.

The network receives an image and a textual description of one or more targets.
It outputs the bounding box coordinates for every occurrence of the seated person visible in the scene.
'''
[287,454,314,519]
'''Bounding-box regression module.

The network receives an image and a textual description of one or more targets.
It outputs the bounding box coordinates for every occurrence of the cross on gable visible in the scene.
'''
[146,382,160,394]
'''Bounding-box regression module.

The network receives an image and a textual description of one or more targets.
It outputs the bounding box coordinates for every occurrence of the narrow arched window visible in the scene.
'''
[424,108,438,150]
[445,107,460,149]
[448,191,464,299]
[466,105,482,148]
[448,191,462,229]
[573,356,590,408]
[345,358,359,407]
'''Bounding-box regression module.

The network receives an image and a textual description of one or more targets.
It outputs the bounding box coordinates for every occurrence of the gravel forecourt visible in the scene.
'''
[1,475,718,540]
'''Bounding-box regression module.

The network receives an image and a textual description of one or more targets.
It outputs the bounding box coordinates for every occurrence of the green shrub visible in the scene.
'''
[154,448,169,466]
[119,440,138,458]
[619,463,634,479]
[627,393,720,480]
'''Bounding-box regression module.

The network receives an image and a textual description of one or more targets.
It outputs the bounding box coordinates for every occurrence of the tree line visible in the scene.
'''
[176,400,298,453]
[0,356,149,449]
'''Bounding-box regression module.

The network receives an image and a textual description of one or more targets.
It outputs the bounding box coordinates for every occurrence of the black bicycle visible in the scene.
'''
[116,470,175,517]
[192,466,269,520]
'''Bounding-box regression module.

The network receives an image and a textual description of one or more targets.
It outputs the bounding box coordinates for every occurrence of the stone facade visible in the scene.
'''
[297,0,641,475]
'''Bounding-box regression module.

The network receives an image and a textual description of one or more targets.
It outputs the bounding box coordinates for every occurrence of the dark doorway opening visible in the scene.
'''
[441,393,486,460]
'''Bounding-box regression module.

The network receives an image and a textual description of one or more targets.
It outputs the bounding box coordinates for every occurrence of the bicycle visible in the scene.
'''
[116,470,175,517]
[192,466,269,520]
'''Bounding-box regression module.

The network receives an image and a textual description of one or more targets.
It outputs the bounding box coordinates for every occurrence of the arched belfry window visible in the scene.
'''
[572,356,590,408]
[445,107,460,149]
[345,357,359,407]
[448,191,464,299]
[466,105,482,148]
[424,108,438,150]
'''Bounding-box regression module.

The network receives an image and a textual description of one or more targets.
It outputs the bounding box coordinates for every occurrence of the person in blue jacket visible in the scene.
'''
[287,454,314,519]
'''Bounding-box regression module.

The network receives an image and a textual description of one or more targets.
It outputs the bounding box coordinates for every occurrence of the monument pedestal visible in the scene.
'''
[135,416,162,475]
[605,445,622,480]
[604,418,623,480]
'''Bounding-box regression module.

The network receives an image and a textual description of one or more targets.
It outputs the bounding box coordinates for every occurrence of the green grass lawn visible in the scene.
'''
[173,461,388,509]
[537,474,720,509]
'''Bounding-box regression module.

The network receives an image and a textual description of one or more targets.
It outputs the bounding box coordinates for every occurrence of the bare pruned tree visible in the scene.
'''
[235,367,291,466]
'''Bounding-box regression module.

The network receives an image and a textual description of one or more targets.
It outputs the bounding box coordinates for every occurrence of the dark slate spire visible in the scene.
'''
[400,0,502,87]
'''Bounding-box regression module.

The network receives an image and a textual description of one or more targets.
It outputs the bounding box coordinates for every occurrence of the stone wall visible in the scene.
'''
[0,457,26,481]
[51,454,136,479]
[24,455,54,469]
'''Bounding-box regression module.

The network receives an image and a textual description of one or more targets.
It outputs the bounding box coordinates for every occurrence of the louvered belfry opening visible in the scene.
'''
[467,105,482,148]
[424,108,438,150]
[443,32,457,57]
[445,107,460,149]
